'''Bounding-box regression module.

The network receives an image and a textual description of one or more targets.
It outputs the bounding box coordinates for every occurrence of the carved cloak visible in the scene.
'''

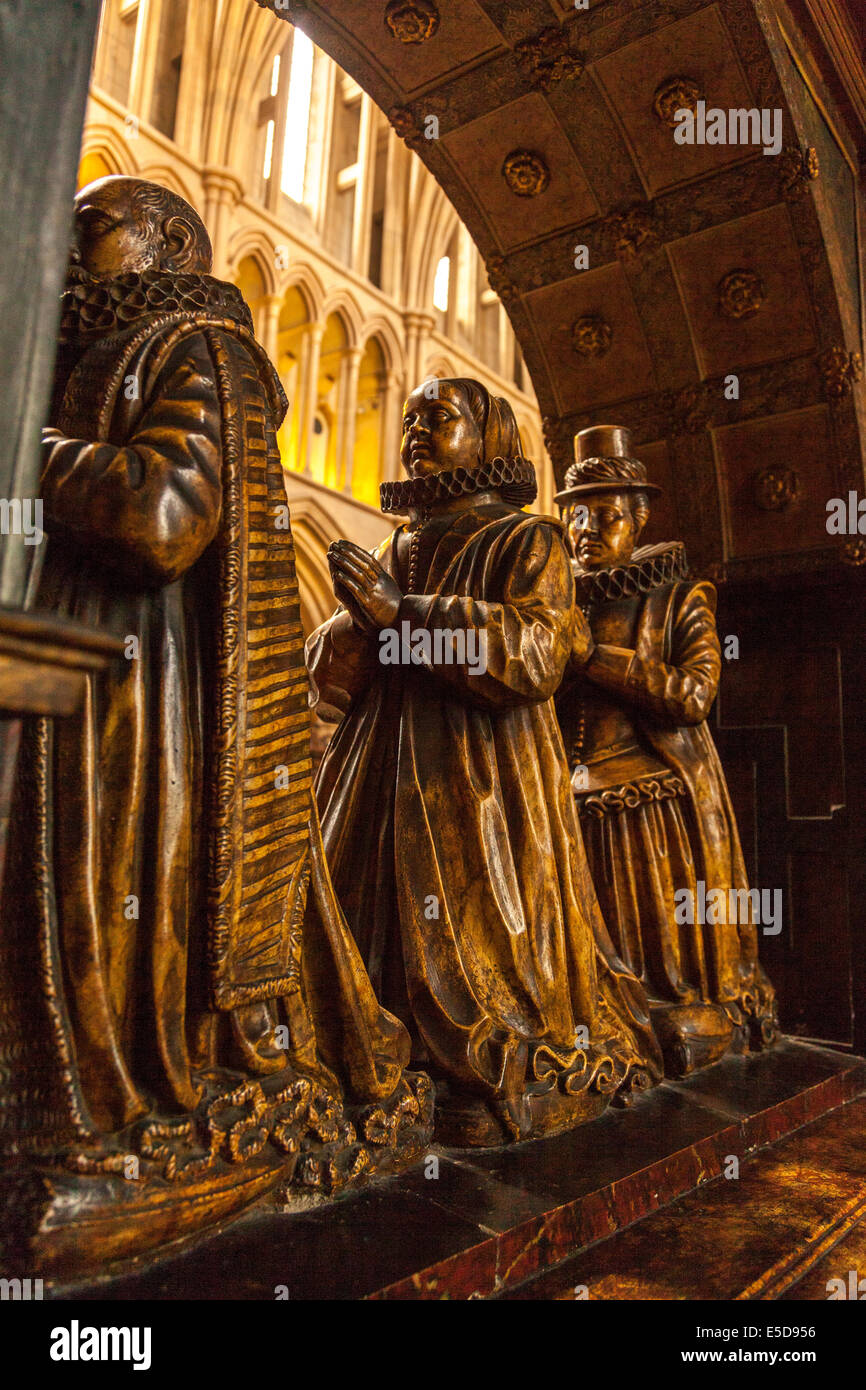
[0,284,408,1149]
[307,502,662,1139]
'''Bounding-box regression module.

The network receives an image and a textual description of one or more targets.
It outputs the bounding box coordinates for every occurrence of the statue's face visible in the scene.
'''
[567,490,642,569]
[400,382,483,479]
[70,182,154,279]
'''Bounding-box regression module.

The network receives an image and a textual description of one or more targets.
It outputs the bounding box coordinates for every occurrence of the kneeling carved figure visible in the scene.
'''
[307,379,663,1146]
[554,425,778,1076]
[0,178,431,1278]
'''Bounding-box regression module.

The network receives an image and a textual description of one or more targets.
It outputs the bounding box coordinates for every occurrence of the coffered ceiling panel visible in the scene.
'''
[667,204,817,377]
[592,5,760,198]
[442,92,599,253]
[635,438,680,548]
[331,0,505,94]
[261,0,865,579]
[524,261,657,412]
[714,405,835,560]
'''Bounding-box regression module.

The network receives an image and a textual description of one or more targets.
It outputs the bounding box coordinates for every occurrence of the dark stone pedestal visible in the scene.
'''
[52,1040,866,1301]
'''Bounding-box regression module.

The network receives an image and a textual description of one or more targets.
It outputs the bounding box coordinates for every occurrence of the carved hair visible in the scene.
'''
[128,181,213,273]
[569,454,650,529]
[443,377,526,465]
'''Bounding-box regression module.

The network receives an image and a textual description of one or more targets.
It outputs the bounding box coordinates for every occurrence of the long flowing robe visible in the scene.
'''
[307,498,661,1139]
[556,556,776,1053]
[0,282,409,1153]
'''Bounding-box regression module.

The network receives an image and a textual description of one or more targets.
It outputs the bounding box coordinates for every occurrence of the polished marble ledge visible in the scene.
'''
[56,1039,866,1301]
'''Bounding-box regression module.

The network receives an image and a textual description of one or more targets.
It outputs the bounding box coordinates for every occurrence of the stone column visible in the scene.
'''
[266,35,292,216]
[201,167,245,278]
[351,96,375,278]
[296,320,324,476]
[498,304,511,385]
[402,310,435,397]
[127,0,162,123]
[260,293,282,364]
[380,369,405,483]
[379,129,404,300]
[338,346,363,494]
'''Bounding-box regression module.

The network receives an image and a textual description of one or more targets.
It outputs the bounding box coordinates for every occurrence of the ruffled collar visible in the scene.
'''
[59,267,254,344]
[380,455,537,514]
[573,541,688,606]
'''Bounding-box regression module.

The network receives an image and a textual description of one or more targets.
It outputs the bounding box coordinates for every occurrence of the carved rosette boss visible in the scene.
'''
[753,466,801,512]
[571,314,612,358]
[384,0,440,43]
[653,76,702,126]
[717,269,766,320]
[502,149,550,197]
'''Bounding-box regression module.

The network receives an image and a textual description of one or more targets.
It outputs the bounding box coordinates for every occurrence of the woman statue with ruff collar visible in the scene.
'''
[554,426,777,1076]
[306,379,662,1146]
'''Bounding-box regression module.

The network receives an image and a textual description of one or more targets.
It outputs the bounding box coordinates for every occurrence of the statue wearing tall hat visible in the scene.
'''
[554,425,777,1075]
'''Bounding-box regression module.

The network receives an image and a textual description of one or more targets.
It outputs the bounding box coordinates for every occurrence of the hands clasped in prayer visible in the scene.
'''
[328,538,402,634]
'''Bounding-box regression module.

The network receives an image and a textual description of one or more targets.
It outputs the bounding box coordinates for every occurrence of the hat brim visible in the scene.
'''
[554,479,663,506]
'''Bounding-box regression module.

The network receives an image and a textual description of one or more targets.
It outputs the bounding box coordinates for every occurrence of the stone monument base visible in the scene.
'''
[39,1039,863,1299]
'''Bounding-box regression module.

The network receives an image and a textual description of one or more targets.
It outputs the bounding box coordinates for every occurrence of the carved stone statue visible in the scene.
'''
[554,426,777,1075]
[0,178,430,1278]
[306,379,662,1146]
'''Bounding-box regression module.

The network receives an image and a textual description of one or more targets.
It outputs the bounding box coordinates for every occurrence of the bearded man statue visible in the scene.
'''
[554,425,777,1076]
[0,179,429,1274]
[306,378,662,1146]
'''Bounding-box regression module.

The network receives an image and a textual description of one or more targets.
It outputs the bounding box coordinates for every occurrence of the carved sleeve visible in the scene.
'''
[305,607,379,721]
[41,332,223,586]
[398,519,576,709]
[585,581,721,725]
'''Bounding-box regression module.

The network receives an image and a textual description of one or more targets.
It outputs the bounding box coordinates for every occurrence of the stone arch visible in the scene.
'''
[319,290,363,349]
[421,354,456,384]
[281,264,325,324]
[403,181,458,309]
[419,197,461,316]
[284,496,339,636]
[358,316,403,375]
[77,125,138,187]
[253,0,864,582]
[226,229,279,295]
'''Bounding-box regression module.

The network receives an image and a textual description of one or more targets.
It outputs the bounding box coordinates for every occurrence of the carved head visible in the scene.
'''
[554,426,660,570]
[70,176,213,280]
[400,377,524,480]
[566,487,649,570]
